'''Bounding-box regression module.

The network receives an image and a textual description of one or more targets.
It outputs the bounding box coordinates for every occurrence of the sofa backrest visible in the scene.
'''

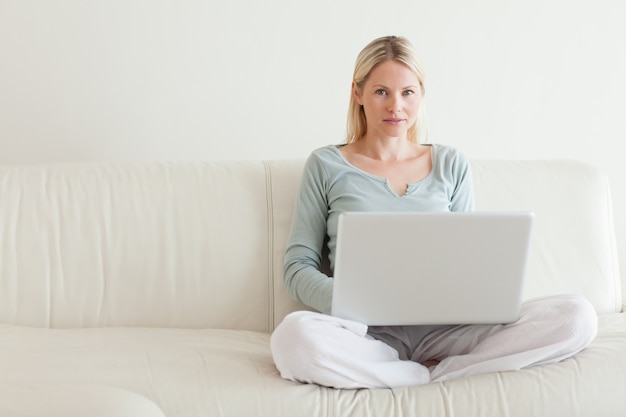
[267,159,623,328]
[470,160,622,314]
[0,159,621,331]
[0,162,273,330]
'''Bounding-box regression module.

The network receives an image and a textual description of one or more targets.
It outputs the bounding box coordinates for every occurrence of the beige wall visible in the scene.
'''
[1,0,625,299]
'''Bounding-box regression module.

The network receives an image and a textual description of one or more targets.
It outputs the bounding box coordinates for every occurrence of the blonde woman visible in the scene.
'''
[270,36,597,389]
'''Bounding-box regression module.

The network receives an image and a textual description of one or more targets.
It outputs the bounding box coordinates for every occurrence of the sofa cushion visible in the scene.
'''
[471,160,622,313]
[267,159,622,327]
[0,383,166,417]
[0,314,624,417]
[0,159,621,333]
[0,162,274,330]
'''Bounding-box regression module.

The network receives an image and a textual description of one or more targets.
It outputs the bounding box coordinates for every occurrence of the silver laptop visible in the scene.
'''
[331,211,534,326]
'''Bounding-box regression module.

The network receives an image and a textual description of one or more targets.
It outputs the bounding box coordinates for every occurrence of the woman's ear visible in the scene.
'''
[352,81,363,106]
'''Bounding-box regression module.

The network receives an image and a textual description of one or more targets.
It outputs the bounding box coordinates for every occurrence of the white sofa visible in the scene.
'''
[0,158,624,417]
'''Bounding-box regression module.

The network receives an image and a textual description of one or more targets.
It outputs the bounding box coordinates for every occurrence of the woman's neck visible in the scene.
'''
[353,136,422,162]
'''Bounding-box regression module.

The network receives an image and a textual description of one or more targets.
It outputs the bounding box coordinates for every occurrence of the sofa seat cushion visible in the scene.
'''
[0,314,624,417]
[0,326,321,416]
[0,383,166,417]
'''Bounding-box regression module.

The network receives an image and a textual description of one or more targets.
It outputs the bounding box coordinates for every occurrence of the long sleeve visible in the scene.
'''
[281,144,475,315]
[283,154,334,314]
[448,150,475,212]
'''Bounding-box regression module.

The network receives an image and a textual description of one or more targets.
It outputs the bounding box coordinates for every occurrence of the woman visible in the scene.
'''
[270,35,597,389]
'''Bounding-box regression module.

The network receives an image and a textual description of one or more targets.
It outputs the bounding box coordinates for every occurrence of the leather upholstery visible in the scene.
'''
[0,159,623,416]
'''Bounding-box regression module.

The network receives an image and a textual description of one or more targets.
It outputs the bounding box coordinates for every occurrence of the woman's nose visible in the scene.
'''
[388,96,402,113]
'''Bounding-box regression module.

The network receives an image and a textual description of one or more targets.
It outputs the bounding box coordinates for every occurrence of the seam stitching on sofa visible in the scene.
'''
[263,161,275,332]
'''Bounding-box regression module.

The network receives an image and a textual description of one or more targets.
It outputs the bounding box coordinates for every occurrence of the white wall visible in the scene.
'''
[1,0,625,297]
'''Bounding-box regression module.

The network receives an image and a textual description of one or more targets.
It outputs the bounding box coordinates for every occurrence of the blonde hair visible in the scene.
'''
[346,36,427,144]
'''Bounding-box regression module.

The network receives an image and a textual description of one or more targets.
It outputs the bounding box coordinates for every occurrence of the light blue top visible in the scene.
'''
[283,144,475,314]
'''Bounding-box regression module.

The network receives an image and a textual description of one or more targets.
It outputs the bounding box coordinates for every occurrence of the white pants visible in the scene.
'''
[270,294,597,389]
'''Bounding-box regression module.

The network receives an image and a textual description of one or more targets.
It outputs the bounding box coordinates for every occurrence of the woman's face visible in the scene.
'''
[354,60,423,141]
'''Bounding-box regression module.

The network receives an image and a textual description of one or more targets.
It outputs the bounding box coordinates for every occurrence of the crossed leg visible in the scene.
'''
[271,294,597,388]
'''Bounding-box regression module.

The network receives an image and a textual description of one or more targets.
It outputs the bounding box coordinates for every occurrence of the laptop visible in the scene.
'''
[330,211,534,326]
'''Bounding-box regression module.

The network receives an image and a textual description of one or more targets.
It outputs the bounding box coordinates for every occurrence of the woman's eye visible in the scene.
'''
[403,90,415,96]
[375,89,387,96]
